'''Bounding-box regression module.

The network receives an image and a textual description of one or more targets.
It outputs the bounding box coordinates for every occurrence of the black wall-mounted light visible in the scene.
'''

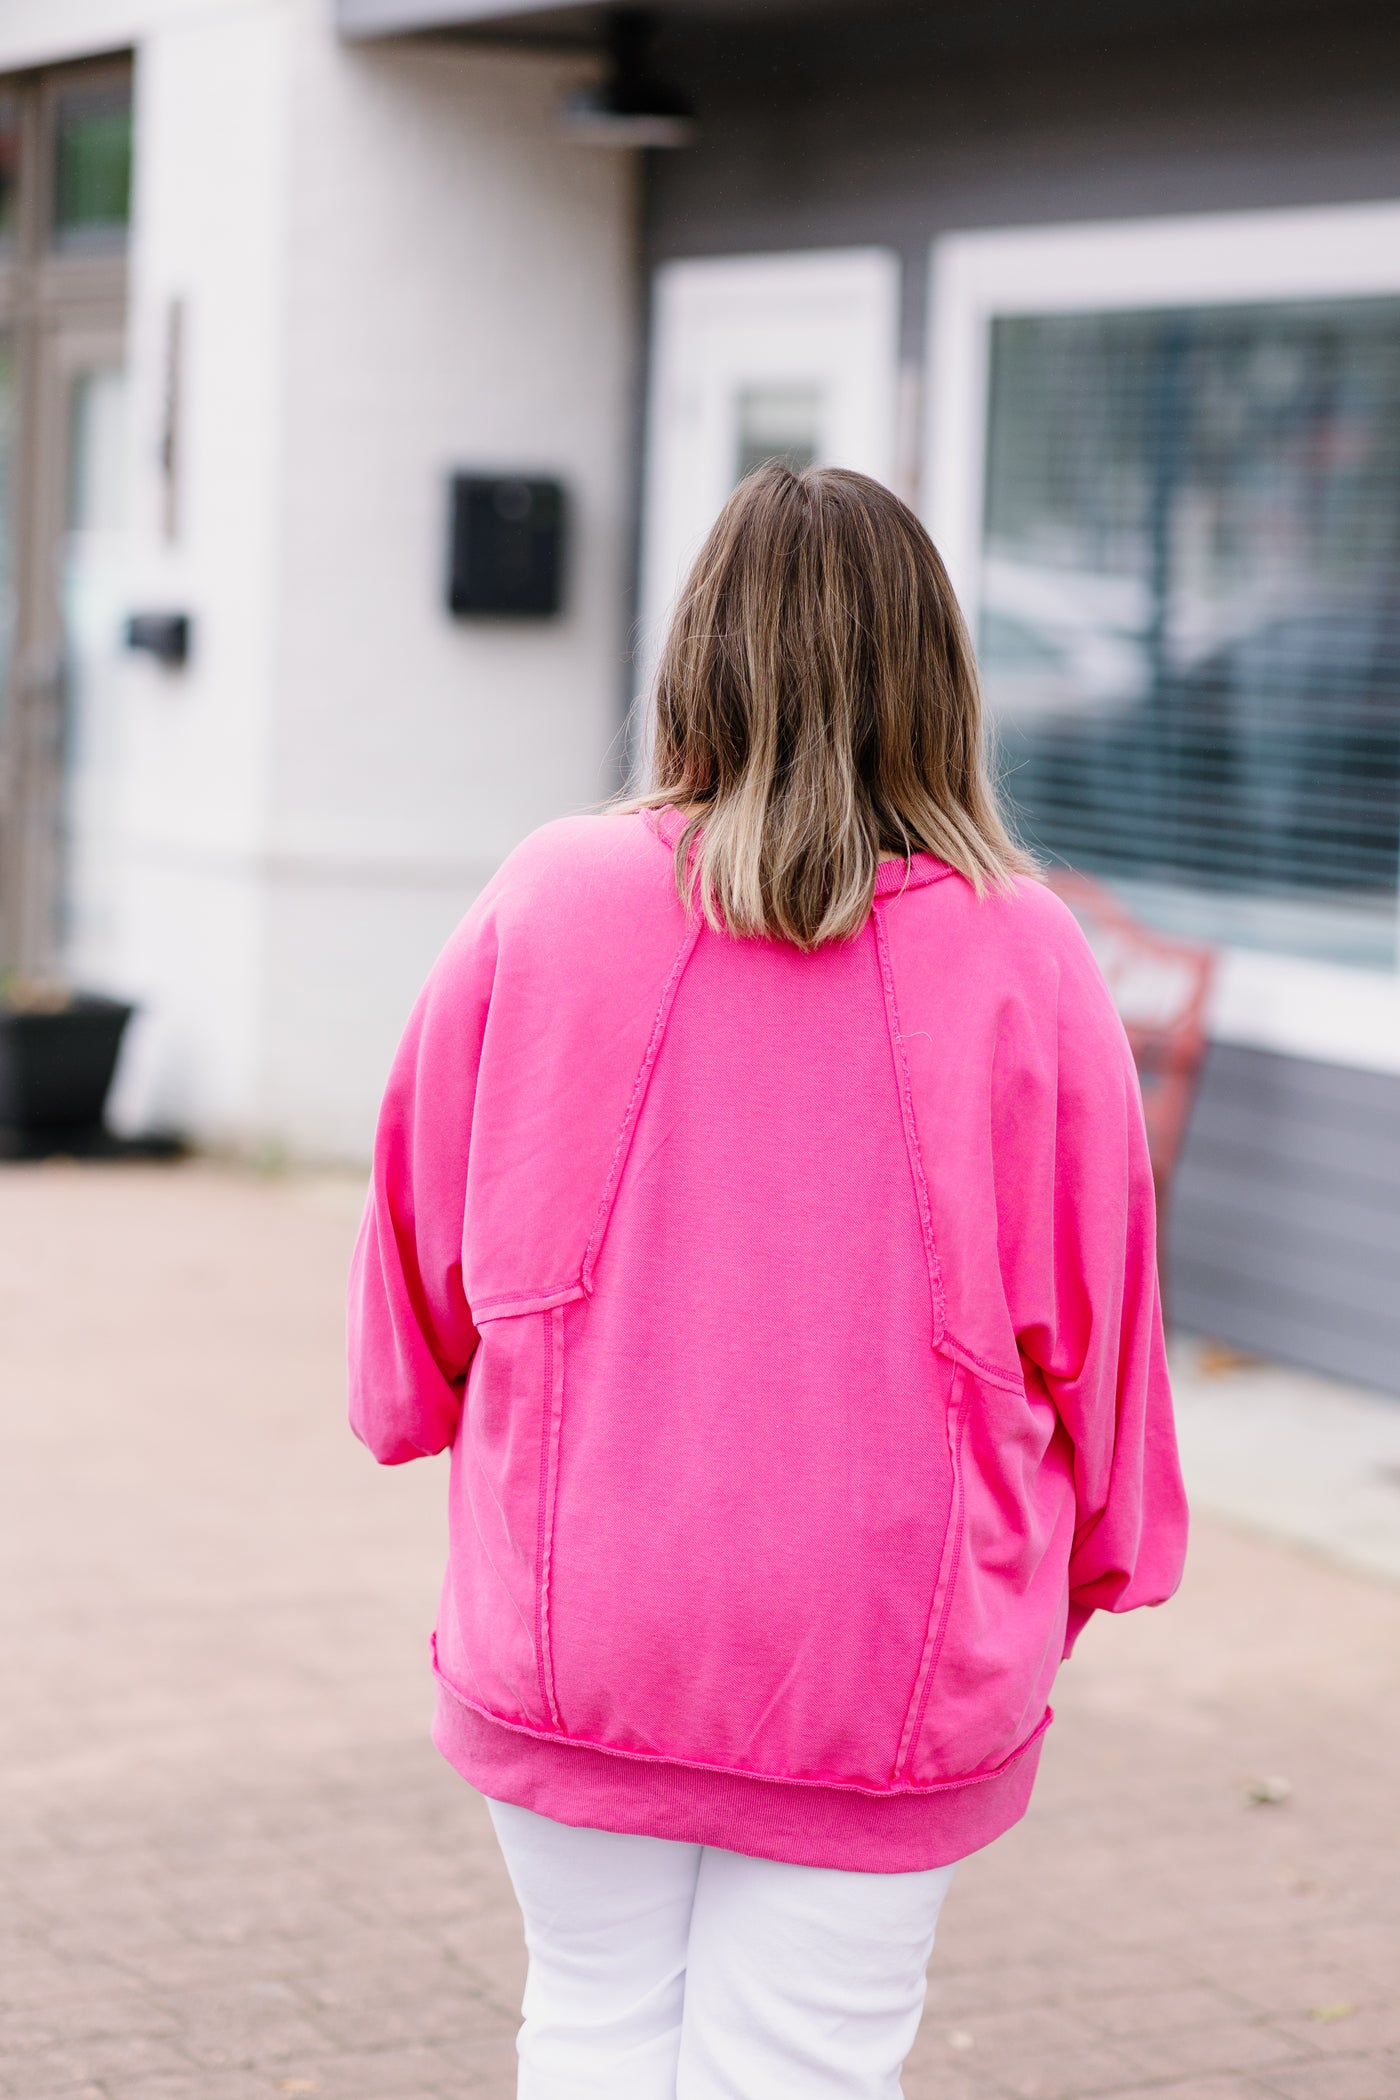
[125,612,192,668]
[561,9,696,149]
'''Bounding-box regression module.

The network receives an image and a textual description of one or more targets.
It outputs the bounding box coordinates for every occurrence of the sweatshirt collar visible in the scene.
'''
[644,805,954,896]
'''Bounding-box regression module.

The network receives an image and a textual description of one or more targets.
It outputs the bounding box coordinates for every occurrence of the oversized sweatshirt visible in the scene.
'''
[347,806,1188,1871]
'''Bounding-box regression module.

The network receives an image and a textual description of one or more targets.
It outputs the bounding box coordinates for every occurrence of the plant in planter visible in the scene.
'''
[0,978,143,1158]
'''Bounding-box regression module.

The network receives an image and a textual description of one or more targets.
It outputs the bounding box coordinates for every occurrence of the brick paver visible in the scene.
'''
[3,1159,1398,2100]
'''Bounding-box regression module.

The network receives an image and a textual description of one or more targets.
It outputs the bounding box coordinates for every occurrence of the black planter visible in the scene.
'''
[0,994,135,1147]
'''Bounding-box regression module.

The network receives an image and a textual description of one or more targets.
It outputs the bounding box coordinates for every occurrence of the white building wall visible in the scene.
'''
[1,0,638,1158]
[101,1,295,1142]
[0,0,206,73]
[264,25,637,1156]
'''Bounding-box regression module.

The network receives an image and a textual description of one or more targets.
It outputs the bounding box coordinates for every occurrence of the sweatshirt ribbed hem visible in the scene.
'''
[432,1684,1043,1872]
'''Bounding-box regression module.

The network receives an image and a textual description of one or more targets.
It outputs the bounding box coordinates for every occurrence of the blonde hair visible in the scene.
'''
[626,463,1034,949]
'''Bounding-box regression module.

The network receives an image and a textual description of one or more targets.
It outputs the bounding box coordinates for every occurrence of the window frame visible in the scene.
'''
[923,201,1400,1077]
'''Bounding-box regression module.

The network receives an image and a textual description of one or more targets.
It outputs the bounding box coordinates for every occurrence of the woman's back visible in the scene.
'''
[350,803,1180,1808]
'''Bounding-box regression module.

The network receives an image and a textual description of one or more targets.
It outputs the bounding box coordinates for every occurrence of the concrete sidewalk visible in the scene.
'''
[1171,1338,1400,1589]
[2,1159,1398,2100]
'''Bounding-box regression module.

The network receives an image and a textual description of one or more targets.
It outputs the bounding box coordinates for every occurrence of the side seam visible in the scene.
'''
[534,1304,566,1731]
[892,1358,969,1779]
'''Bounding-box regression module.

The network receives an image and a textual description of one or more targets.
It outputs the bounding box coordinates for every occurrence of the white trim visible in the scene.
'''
[338,0,581,35]
[923,201,1400,1076]
[1212,949,1400,1078]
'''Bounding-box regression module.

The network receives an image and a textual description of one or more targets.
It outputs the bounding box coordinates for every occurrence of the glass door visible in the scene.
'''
[0,335,14,810]
[0,78,23,974]
[0,60,130,980]
[640,250,902,665]
[54,333,129,977]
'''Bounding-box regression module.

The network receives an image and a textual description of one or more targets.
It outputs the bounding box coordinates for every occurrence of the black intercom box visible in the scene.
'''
[447,475,566,618]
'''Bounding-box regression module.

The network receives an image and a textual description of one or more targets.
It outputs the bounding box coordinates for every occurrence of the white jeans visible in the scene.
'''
[486,1800,958,2099]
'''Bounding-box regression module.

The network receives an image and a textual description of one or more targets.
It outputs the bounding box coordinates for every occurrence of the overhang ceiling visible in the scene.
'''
[336,0,907,44]
[336,0,1359,58]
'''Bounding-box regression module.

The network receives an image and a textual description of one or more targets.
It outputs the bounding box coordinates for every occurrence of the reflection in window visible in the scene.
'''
[52,80,132,246]
[0,339,13,724]
[980,301,1400,965]
[0,95,18,247]
[60,362,129,953]
[66,364,128,540]
[734,384,823,484]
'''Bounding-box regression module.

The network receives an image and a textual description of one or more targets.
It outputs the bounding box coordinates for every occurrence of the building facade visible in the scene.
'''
[0,0,638,1158]
[2,0,1398,1390]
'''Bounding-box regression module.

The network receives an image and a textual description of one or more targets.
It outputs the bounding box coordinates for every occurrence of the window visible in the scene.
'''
[734,384,824,481]
[925,205,1400,1054]
[980,301,1400,967]
[52,77,132,247]
[0,93,18,247]
[0,60,130,974]
[0,338,14,722]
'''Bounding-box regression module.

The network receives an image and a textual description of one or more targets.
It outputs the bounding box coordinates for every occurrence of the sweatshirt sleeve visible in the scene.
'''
[1009,915,1189,1647]
[346,912,496,1465]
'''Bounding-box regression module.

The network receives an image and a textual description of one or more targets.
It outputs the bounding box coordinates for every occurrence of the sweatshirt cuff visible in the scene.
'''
[1062,1600,1095,1658]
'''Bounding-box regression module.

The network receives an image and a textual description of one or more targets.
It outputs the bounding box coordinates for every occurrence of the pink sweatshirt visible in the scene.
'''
[348,806,1187,1871]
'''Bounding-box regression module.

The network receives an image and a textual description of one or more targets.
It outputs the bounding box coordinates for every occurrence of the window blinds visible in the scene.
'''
[979,300,1400,966]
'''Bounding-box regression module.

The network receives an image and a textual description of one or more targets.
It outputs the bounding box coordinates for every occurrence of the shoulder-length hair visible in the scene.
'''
[625,463,1034,949]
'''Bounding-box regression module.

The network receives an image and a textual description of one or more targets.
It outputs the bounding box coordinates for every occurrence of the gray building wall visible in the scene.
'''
[1171,1047,1400,1396]
[644,0,1400,359]
[641,0,1400,1395]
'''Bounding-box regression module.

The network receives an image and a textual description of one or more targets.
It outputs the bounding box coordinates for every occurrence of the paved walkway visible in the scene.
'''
[1171,1339,1400,1589]
[3,1159,1398,2100]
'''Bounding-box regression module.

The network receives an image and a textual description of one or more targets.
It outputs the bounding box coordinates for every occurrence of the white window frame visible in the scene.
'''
[923,201,1400,1077]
